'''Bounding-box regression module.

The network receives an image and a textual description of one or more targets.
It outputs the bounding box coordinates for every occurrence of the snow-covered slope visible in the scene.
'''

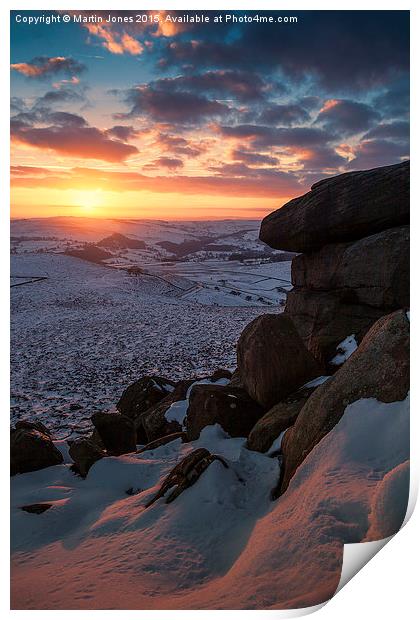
[11,253,280,437]
[11,394,409,610]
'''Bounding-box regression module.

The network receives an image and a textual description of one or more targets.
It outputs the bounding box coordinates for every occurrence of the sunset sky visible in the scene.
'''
[10,10,409,220]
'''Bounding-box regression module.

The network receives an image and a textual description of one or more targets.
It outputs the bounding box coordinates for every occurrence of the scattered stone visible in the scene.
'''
[237,313,322,408]
[228,368,243,388]
[89,427,105,450]
[138,379,195,443]
[15,419,52,437]
[145,448,228,508]
[117,375,176,420]
[276,309,409,496]
[260,161,409,252]
[91,412,136,456]
[11,425,63,476]
[68,437,106,477]
[186,384,265,441]
[210,368,232,381]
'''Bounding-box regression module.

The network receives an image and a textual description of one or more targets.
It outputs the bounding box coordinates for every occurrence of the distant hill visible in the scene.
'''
[64,245,112,264]
[97,233,146,250]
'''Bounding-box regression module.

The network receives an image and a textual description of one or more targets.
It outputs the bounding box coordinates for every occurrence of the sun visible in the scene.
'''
[71,189,104,215]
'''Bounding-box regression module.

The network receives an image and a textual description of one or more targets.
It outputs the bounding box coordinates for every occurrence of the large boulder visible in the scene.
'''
[285,288,386,363]
[236,314,322,408]
[91,412,136,456]
[11,424,63,475]
[137,379,195,443]
[117,375,176,420]
[186,384,265,440]
[291,226,409,309]
[68,437,106,477]
[278,309,409,495]
[247,385,318,453]
[260,161,409,252]
[14,419,52,437]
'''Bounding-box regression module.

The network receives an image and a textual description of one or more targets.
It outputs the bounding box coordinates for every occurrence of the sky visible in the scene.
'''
[10,10,409,220]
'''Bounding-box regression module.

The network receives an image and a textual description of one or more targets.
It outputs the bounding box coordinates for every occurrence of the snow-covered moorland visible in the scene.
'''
[11,252,280,438]
[10,394,409,609]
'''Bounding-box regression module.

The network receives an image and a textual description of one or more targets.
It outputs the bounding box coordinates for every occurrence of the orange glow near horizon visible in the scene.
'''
[11,185,284,220]
[11,148,301,220]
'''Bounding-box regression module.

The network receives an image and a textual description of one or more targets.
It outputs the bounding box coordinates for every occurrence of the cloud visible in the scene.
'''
[122,84,230,123]
[145,156,184,170]
[163,12,409,91]
[154,133,206,157]
[155,70,272,102]
[105,125,139,141]
[35,88,86,106]
[347,139,409,169]
[258,104,310,126]
[11,56,86,78]
[363,121,409,140]
[11,112,138,163]
[70,10,189,55]
[231,148,278,165]
[11,164,302,198]
[316,99,380,135]
[290,145,348,170]
[84,23,143,55]
[218,124,333,149]
[373,80,409,118]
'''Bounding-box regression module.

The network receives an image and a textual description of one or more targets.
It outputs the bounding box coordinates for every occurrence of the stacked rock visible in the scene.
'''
[260,161,410,364]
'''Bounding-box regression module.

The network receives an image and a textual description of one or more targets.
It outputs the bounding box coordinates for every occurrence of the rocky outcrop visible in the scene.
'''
[68,437,106,477]
[276,310,409,496]
[260,162,410,363]
[117,375,176,421]
[236,314,322,408]
[137,374,233,443]
[285,288,386,363]
[247,385,318,453]
[291,226,409,309]
[138,379,195,443]
[186,384,265,440]
[91,412,136,456]
[260,161,409,253]
[11,424,63,475]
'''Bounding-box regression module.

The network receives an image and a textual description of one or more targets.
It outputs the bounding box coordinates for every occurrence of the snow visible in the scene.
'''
[330,334,358,365]
[165,378,230,425]
[301,375,331,389]
[11,253,278,438]
[11,394,409,610]
[10,218,295,438]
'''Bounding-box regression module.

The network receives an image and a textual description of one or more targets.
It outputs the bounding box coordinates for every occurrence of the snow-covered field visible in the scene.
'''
[11,252,284,437]
[11,218,294,436]
[10,395,410,609]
